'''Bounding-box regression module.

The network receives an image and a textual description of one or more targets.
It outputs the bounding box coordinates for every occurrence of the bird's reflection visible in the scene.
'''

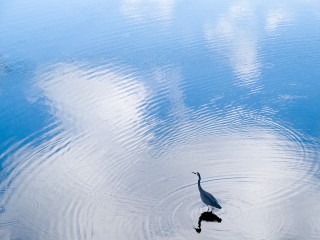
[194,211,222,233]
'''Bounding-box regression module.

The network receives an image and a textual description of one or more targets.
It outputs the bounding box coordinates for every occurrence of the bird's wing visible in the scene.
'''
[202,189,219,204]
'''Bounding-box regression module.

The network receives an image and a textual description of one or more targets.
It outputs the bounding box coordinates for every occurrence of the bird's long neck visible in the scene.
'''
[197,176,203,191]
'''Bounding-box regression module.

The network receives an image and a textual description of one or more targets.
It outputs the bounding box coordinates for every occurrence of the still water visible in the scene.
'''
[1,0,320,239]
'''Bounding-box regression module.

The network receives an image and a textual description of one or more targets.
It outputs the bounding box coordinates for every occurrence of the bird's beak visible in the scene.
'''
[192,172,196,174]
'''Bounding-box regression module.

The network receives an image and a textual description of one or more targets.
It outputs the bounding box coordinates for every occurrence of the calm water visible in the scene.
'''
[1,0,320,239]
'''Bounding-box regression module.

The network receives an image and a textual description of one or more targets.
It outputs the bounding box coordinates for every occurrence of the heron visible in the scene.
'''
[192,172,221,210]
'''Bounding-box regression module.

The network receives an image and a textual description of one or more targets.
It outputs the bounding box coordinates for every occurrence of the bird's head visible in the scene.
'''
[192,172,201,179]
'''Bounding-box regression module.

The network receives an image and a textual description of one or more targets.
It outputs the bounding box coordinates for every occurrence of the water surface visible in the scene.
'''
[1,0,320,239]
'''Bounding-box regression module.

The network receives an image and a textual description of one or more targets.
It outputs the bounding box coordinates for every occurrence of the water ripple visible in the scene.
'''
[1,1,320,239]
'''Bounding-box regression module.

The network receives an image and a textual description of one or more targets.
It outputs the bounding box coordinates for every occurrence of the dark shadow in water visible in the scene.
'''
[194,211,222,233]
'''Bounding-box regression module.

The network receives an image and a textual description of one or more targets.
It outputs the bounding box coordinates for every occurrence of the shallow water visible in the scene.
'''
[1,0,320,239]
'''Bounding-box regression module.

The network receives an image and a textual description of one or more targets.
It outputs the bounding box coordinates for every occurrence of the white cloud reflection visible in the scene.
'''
[204,2,261,88]
[204,2,292,89]
[0,62,155,239]
[265,9,291,32]
[39,63,148,136]
[121,0,175,22]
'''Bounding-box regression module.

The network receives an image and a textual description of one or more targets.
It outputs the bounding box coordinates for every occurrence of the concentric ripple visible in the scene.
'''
[137,107,319,239]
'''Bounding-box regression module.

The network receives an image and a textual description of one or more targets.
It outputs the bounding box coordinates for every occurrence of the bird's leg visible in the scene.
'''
[207,206,210,212]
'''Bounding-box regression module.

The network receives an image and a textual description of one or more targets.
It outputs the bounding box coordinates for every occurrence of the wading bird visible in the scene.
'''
[192,172,221,210]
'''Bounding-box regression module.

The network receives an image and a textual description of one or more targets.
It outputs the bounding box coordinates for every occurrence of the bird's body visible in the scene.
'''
[193,172,221,210]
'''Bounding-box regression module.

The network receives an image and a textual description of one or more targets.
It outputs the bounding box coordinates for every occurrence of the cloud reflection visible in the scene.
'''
[0,62,155,239]
[265,9,291,32]
[204,2,261,88]
[120,0,175,22]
